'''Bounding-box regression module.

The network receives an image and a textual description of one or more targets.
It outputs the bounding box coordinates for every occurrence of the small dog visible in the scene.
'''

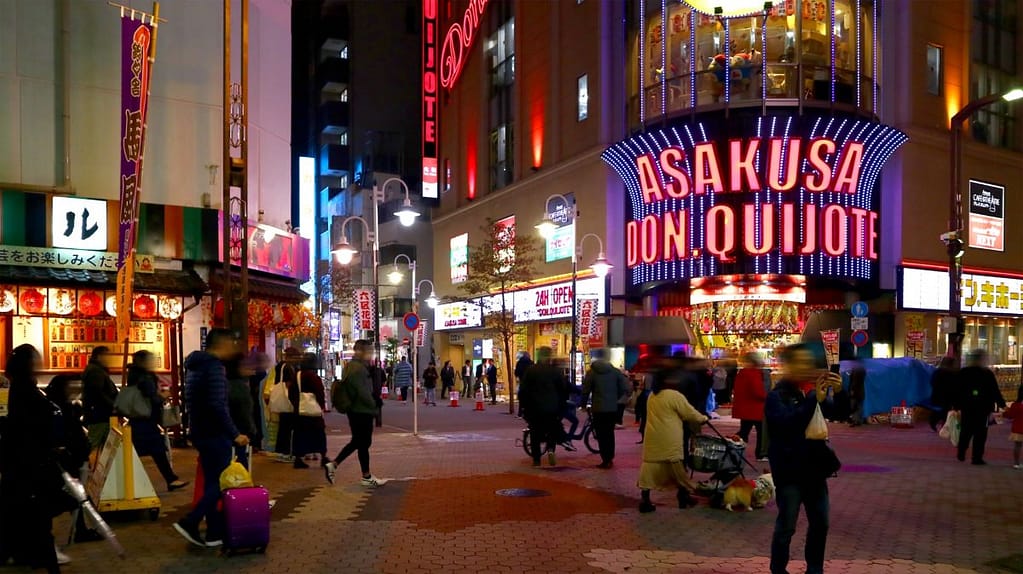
[721,473,775,512]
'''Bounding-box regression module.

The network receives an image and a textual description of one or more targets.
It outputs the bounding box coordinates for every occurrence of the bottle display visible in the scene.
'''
[46,317,168,371]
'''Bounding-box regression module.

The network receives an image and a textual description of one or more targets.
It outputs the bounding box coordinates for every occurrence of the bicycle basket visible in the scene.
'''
[690,435,729,473]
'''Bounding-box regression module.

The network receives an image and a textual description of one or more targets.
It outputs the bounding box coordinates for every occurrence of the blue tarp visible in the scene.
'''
[840,358,935,417]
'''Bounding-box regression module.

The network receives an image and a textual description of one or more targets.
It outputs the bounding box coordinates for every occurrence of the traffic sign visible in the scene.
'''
[850,329,869,347]
[850,317,868,330]
[850,301,868,318]
[402,312,420,332]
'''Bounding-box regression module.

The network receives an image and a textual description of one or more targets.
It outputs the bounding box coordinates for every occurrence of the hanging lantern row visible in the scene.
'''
[0,286,182,320]
[210,298,310,333]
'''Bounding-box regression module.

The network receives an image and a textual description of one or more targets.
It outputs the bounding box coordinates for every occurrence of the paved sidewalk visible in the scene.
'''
[38,407,1023,573]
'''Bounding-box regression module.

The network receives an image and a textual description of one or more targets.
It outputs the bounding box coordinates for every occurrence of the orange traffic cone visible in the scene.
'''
[449,391,460,407]
[474,390,485,411]
[381,386,389,400]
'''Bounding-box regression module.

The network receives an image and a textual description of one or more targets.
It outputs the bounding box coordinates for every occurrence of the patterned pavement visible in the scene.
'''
[31,405,1023,573]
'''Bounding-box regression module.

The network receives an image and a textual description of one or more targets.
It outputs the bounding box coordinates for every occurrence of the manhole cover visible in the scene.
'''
[495,488,551,498]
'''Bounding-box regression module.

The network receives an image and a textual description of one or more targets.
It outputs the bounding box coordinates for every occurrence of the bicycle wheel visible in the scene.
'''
[522,430,535,458]
[583,425,600,454]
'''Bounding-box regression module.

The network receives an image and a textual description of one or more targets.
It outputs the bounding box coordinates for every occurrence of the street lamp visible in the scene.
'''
[945,87,1022,364]
[419,280,439,309]
[390,254,437,436]
[332,216,377,359]
[383,177,421,227]
[537,194,612,387]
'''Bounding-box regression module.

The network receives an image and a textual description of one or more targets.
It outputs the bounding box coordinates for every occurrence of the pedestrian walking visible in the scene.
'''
[634,376,651,444]
[422,362,439,406]
[126,350,189,491]
[636,365,708,513]
[519,347,568,467]
[174,329,250,549]
[928,357,956,431]
[475,362,485,395]
[247,352,270,451]
[1002,385,1023,469]
[393,357,413,403]
[733,352,769,461]
[461,360,473,398]
[324,340,383,487]
[81,346,118,452]
[225,353,258,470]
[581,349,631,469]
[515,352,534,417]
[952,349,1005,466]
[291,353,328,469]
[440,360,456,399]
[847,360,867,427]
[765,343,842,574]
[486,359,499,404]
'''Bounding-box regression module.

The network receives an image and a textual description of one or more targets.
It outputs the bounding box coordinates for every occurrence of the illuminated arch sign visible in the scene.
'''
[602,114,907,289]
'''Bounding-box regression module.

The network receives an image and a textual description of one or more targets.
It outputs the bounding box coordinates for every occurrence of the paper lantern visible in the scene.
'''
[105,296,117,316]
[20,289,46,314]
[0,289,15,313]
[48,289,76,316]
[213,299,225,322]
[159,297,182,320]
[133,295,157,319]
[78,291,103,316]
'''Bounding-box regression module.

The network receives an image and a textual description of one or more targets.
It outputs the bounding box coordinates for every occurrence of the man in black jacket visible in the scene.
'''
[81,347,118,451]
[765,343,842,574]
[174,329,249,549]
[953,349,1006,465]
[519,348,568,467]
[581,349,630,469]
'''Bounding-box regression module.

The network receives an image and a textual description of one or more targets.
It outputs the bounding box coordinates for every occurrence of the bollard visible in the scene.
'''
[449,391,460,408]
[474,390,485,411]
[381,386,389,400]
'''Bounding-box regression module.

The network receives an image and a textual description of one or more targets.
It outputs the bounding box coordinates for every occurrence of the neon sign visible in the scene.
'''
[439,0,489,90]
[602,115,907,289]
[422,0,439,198]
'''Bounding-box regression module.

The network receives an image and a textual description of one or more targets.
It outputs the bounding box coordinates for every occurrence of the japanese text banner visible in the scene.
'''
[117,16,153,269]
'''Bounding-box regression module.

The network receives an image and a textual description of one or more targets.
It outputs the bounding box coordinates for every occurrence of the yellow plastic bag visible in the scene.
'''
[805,403,829,440]
[220,458,253,491]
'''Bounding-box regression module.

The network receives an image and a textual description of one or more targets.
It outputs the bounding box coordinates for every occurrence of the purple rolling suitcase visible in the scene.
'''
[222,486,270,553]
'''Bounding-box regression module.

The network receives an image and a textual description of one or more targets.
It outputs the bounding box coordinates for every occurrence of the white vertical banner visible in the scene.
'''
[576,298,598,342]
[415,320,428,348]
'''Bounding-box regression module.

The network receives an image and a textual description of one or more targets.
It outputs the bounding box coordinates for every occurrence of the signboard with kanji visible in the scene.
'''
[353,289,375,330]
[0,245,154,274]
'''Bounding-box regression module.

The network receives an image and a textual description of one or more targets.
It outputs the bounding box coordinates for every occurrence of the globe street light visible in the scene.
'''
[383,177,421,227]
[418,279,439,309]
[331,215,377,352]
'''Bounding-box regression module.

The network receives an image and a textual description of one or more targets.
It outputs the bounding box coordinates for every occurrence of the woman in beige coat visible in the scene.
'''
[637,368,709,513]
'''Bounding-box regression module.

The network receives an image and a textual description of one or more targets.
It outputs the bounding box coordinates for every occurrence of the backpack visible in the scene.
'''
[331,377,352,414]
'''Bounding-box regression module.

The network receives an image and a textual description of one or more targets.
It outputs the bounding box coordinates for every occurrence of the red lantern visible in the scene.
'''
[20,289,45,314]
[78,291,103,316]
[134,295,157,319]
[213,299,225,322]
[281,305,294,326]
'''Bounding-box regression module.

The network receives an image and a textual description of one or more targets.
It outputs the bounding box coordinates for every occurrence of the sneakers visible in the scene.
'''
[167,480,190,492]
[173,521,205,548]
[547,451,557,466]
[324,461,337,485]
[1013,464,1022,470]
[54,546,71,565]
[360,475,384,487]
[596,461,614,469]
[204,538,223,548]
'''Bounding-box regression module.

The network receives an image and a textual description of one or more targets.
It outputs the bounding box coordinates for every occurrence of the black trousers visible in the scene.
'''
[958,413,989,463]
[592,411,618,464]
[0,479,58,572]
[148,448,179,486]
[526,415,560,462]
[738,419,766,459]
[399,386,409,401]
[488,381,498,403]
[334,413,375,475]
[771,479,829,574]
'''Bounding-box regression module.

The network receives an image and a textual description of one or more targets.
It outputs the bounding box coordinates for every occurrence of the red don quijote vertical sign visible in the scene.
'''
[422,0,439,199]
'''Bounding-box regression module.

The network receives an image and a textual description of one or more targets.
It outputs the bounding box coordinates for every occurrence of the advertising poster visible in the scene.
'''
[905,330,925,359]
[353,289,375,331]
[450,233,468,284]
[821,329,841,366]
[968,180,1004,251]
[544,192,575,262]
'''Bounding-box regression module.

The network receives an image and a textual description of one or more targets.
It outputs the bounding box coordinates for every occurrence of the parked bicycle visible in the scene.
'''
[518,413,599,457]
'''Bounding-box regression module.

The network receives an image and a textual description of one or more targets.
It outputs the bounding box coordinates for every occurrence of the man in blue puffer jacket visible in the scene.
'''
[174,329,249,549]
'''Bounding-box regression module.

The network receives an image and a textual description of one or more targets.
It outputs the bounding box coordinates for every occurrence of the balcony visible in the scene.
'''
[319,100,349,132]
[320,143,351,176]
[317,57,350,88]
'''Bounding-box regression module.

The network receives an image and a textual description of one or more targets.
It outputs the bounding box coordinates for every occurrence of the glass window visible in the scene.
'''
[802,0,831,101]
[695,14,725,106]
[927,44,943,96]
[969,0,1020,150]
[729,16,765,102]
[489,125,513,191]
[860,1,876,110]
[765,5,797,98]
[834,0,855,72]
[644,9,665,115]
[577,74,589,121]
[666,3,693,113]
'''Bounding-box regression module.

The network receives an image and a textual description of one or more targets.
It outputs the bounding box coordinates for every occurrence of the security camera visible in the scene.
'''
[939,231,959,243]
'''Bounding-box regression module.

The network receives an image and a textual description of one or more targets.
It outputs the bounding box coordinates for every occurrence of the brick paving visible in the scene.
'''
[26,405,1023,573]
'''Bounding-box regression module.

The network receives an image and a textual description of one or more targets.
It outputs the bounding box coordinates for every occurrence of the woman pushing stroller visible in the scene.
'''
[637,361,709,513]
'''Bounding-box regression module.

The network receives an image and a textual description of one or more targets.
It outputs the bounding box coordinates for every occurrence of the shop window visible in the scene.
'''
[577,74,589,121]
[927,44,943,96]
[727,15,765,102]
[490,125,513,191]
[694,15,724,106]
[765,5,798,99]
[665,3,693,113]
[802,0,831,101]
[644,8,665,114]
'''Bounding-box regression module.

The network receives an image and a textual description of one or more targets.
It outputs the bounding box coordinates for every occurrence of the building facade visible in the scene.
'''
[429,0,1022,394]
[0,0,303,377]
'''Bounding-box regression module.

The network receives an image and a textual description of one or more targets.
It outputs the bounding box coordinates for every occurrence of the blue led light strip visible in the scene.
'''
[856,0,862,108]
[639,0,646,124]
[831,0,837,103]
[661,0,667,117]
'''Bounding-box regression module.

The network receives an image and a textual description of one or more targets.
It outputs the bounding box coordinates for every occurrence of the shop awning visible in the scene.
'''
[0,265,208,296]
[208,269,309,304]
[613,316,697,346]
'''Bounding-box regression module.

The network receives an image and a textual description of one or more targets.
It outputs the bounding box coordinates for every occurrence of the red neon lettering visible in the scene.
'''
[659,147,690,199]
[804,138,835,192]
[626,220,639,266]
[743,203,775,255]
[640,215,659,263]
[767,138,801,191]
[439,0,490,90]
[833,142,864,193]
[849,207,868,257]
[693,142,725,195]
[636,154,663,204]
[781,203,797,254]
[822,205,848,256]
[729,138,761,192]
[800,204,818,254]
[867,211,879,259]
[705,205,735,262]
[663,210,688,260]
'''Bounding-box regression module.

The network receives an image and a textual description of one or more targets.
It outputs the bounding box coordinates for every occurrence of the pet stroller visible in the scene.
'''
[688,422,757,506]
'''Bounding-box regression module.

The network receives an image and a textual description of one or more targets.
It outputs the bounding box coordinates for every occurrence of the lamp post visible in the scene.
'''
[387,257,438,436]
[536,195,612,386]
[945,87,1022,364]
[336,177,420,362]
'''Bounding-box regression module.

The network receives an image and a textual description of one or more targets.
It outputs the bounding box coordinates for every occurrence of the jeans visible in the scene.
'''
[183,437,233,540]
[850,398,866,425]
[592,411,618,464]
[399,386,409,402]
[425,388,436,404]
[561,406,579,440]
[333,413,375,475]
[616,404,627,425]
[958,412,989,463]
[738,419,766,459]
[771,479,830,574]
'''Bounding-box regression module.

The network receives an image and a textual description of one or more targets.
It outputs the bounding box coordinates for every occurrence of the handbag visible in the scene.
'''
[114,386,152,419]
[268,380,293,414]
[806,439,842,479]
[805,403,829,440]
[297,373,323,417]
[161,403,182,428]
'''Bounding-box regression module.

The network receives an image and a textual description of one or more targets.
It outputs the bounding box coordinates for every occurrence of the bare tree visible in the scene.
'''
[458,217,540,414]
